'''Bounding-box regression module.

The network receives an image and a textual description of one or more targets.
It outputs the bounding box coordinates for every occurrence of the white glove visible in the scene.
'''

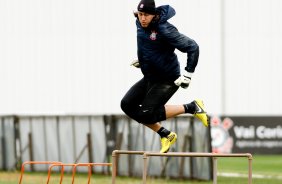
[174,71,193,89]
[130,59,140,68]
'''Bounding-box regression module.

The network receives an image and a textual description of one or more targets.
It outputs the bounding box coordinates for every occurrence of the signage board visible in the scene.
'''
[211,116,282,154]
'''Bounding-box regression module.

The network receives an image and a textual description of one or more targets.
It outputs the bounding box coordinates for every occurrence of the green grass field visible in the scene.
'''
[0,155,281,184]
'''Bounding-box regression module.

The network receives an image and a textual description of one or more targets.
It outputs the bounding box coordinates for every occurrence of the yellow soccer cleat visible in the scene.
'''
[160,132,177,153]
[193,100,209,127]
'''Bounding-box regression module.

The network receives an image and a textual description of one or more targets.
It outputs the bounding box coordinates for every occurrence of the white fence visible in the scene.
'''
[0,114,212,180]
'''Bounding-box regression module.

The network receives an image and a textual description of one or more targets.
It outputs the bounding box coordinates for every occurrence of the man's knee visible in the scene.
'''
[121,100,166,124]
[137,106,167,124]
[135,107,157,124]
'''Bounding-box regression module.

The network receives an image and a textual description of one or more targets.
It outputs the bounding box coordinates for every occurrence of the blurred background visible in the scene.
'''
[0,0,281,116]
[0,0,281,182]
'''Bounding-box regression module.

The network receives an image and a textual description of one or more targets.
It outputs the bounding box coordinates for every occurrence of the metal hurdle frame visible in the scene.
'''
[18,161,63,184]
[143,152,253,184]
[111,150,253,184]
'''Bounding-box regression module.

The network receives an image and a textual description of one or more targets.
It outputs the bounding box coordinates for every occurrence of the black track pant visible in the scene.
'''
[120,78,179,124]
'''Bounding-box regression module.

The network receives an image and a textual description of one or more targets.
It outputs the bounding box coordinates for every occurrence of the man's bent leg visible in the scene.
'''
[136,81,179,153]
[164,105,185,118]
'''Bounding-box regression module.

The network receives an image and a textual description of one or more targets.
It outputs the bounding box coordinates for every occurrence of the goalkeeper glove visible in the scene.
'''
[174,71,193,89]
[130,59,140,68]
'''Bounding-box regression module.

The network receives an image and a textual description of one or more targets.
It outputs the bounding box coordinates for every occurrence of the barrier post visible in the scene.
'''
[213,157,217,184]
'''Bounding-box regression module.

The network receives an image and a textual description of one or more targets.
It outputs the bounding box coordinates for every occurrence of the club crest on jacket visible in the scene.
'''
[150,31,157,40]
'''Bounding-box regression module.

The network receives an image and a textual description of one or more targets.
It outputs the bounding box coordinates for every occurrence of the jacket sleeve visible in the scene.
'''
[159,22,199,73]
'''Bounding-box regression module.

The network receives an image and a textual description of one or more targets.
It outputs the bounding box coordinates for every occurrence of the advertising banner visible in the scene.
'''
[211,116,282,154]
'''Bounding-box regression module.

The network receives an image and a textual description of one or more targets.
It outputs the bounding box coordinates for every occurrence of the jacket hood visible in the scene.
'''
[156,5,176,23]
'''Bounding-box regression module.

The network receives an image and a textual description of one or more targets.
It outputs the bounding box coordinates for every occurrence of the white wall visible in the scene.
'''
[224,0,282,115]
[0,0,281,116]
[0,0,137,114]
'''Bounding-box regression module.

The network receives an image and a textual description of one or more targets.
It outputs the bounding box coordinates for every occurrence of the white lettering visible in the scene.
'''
[236,140,282,148]
[256,126,282,139]
[278,126,282,138]
[234,126,255,139]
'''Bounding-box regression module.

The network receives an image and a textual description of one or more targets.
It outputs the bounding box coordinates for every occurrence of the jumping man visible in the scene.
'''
[121,0,209,153]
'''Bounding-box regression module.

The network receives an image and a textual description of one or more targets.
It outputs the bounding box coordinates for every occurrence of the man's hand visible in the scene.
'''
[130,59,140,68]
[174,71,193,89]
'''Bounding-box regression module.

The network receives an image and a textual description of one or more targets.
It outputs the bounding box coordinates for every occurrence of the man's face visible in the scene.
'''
[137,12,155,28]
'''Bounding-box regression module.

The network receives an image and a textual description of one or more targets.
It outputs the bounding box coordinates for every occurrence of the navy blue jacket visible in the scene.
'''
[136,5,199,82]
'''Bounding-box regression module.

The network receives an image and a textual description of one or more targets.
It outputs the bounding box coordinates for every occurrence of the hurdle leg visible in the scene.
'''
[72,165,77,184]
[18,162,26,184]
[59,165,64,184]
[248,157,252,184]
[112,152,117,184]
[87,165,92,184]
[213,157,218,184]
[142,154,148,184]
